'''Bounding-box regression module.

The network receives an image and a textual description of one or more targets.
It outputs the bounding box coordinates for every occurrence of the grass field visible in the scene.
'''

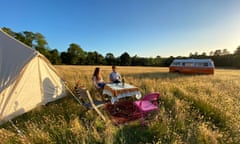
[1,66,240,143]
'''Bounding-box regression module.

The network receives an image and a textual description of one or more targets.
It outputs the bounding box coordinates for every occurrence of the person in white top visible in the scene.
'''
[92,67,105,89]
[109,65,121,83]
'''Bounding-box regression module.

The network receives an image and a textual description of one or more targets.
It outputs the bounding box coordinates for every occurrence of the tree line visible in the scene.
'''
[2,27,240,68]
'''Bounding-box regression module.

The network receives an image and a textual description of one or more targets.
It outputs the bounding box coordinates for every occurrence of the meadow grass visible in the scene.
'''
[1,66,240,143]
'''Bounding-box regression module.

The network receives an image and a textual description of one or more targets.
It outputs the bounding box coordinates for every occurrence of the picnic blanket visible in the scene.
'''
[105,100,141,125]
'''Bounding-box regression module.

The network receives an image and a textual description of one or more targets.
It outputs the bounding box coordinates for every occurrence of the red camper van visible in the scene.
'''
[169,59,215,74]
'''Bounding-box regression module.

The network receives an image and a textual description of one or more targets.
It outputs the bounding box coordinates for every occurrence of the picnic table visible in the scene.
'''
[103,83,142,104]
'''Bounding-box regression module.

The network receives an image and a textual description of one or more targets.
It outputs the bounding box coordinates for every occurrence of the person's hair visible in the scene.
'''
[112,65,116,69]
[93,67,100,80]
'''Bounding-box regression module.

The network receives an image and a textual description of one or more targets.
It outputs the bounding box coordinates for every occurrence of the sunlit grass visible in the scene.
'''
[1,66,240,143]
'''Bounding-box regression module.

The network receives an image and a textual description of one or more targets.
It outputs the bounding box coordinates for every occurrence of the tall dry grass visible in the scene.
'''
[1,65,240,143]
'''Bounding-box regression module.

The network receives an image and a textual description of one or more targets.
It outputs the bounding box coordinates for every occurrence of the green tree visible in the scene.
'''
[85,51,105,65]
[131,55,138,66]
[2,27,15,37]
[60,52,71,64]
[49,49,61,64]
[105,53,116,65]
[134,57,146,66]
[34,32,51,59]
[96,52,105,65]
[15,32,26,45]
[234,46,240,55]
[222,49,230,55]
[233,46,240,68]
[120,52,131,66]
[85,52,95,65]
[22,31,35,47]
[67,43,84,64]
[163,56,174,67]
[2,27,51,59]
[214,49,222,56]
[154,56,163,66]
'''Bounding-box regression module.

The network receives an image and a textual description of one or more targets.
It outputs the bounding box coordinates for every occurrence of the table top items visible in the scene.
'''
[103,83,142,104]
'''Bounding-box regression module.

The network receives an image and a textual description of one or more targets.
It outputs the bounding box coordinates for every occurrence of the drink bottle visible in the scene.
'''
[122,77,125,87]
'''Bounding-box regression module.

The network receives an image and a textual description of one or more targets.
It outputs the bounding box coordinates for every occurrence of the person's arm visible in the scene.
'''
[93,76,100,88]
[118,73,121,80]
[109,73,114,82]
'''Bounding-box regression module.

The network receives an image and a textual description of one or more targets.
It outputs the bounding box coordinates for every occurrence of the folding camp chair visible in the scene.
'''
[74,86,105,110]
[74,85,106,121]
[133,92,160,126]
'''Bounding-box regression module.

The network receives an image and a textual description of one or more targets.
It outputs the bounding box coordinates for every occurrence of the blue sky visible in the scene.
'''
[1,0,240,57]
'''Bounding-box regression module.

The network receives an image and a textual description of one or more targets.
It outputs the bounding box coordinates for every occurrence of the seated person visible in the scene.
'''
[92,67,105,89]
[109,65,121,83]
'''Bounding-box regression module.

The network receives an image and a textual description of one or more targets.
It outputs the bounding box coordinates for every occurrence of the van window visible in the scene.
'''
[195,62,208,67]
[172,62,181,66]
[184,62,194,67]
[208,62,213,67]
[203,63,208,66]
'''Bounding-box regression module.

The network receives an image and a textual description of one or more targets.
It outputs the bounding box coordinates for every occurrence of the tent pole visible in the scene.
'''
[9,120,31,143]
[64,83,83,105]
[9,120,24,137]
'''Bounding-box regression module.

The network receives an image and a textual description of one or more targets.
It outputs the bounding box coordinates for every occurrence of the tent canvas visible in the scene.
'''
[0,29,66,125]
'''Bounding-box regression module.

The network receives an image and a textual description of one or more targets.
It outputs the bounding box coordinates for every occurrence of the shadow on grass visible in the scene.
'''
[1,95,83,129]
[114,124,158,143]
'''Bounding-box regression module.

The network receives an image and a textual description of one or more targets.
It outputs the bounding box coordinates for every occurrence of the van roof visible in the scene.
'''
[172,59,213,63]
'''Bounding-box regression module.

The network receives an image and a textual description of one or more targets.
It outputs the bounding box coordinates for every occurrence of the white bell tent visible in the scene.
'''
[0,29,66,125]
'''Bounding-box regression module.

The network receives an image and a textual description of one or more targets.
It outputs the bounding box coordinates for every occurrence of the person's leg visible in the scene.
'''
[98,83,105,89]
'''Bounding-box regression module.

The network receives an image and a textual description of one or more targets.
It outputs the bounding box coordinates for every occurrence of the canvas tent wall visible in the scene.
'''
[0,29,66,125]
